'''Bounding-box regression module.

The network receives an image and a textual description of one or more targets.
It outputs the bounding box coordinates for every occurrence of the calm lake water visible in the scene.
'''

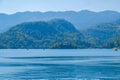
[0,49,120,80]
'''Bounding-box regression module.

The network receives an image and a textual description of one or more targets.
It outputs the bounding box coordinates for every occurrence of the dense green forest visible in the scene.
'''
[103,36,120,48]
[83,21,120,48]
[0,19,120,49]
[0,19,90,49]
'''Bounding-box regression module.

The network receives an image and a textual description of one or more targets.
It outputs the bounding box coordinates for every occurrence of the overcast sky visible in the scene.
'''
[0,0,120,14]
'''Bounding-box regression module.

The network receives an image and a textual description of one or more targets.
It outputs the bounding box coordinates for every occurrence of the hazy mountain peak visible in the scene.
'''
[99,10,120,13]
[79,10,95,13]
[0,10,120,33]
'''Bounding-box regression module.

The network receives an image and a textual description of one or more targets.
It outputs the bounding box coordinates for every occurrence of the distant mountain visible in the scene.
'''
[83,19,120,48]
[0,19,90,49]
[0,10,120,32]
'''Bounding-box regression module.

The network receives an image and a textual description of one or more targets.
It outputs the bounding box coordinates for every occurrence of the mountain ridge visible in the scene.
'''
[0,10,120,32]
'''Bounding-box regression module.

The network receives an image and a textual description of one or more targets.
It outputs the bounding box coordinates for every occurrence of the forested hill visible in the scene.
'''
[83,19,120,48]
[0,19,120,49]
[0,19,90,49]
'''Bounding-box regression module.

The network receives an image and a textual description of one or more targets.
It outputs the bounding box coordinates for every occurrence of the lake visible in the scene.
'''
[0,49,120,80]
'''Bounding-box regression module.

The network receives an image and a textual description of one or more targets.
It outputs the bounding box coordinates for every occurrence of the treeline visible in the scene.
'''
[0,19,120,49]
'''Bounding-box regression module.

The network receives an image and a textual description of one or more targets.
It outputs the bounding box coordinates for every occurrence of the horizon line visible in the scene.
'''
[0,9,120,15]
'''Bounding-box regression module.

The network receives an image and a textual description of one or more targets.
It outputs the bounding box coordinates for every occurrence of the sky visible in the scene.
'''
[0,0,120,14]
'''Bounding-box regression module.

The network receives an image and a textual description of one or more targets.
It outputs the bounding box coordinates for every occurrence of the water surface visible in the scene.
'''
[0,49,120,80]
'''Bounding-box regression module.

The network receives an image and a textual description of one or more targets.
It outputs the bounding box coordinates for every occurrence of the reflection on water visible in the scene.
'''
[0,49,120,80]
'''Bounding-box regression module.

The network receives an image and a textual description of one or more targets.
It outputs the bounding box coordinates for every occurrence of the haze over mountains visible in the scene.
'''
[0,10,120,49]
[0,10,120,32]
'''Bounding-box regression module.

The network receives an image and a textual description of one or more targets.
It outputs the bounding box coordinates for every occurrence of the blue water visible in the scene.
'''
[0,49,120,80]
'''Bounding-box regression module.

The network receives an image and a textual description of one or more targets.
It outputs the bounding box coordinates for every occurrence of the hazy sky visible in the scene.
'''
[0,0,120,14]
